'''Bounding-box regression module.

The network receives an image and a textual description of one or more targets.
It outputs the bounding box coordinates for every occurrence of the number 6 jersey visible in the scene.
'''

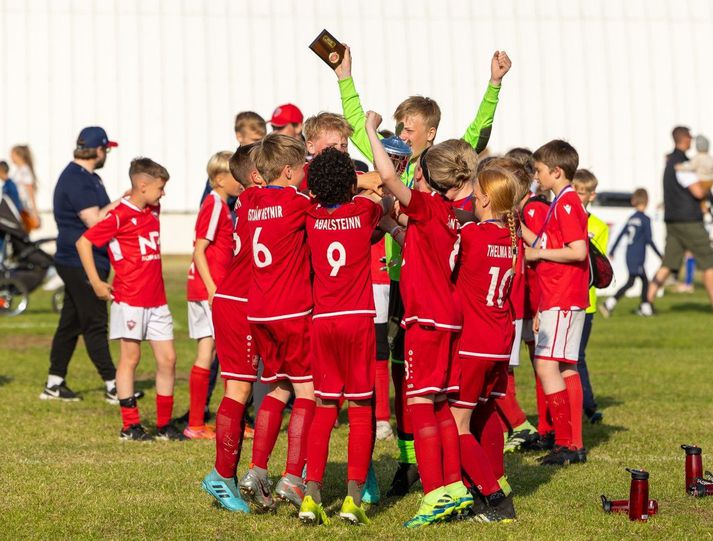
[242,185,313,322]
[306,196,382,319]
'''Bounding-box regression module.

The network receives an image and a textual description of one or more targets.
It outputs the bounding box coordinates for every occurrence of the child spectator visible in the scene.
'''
[76,157,184,441]
[601,188,662,317]
[675,134,713,186]
[10,145,40,230]
[184,151,243,439]
[0,160,23,212]
[523,140,589,466]
[572,169,608,425]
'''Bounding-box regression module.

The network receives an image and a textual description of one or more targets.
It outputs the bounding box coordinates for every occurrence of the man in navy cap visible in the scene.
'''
[42,126,128,403]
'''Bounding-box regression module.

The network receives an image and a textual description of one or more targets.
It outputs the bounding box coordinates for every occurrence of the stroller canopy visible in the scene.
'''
[0,195,28,241]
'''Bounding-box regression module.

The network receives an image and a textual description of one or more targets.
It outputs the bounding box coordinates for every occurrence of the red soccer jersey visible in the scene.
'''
[457,221,516,360]
[187,191,234,301]
[400,190,462,331]
[536,186,589,310]
[306,196,382,318]
[450,193,474,213]
[521,195,549,317]
[214,191,254,302]
[242,185,313,321]
[83,199,166,307]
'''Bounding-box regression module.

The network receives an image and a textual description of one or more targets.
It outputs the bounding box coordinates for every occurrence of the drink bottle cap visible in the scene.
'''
[681,444,702,455]
[626,468,649,480]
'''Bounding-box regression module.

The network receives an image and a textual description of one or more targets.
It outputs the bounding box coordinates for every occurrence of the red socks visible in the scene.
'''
[251,395,287,469]
[121,404,140,429]
[215,397,246,478]
[305,406,339,484]
[410,402,443,494]
[188,365,211,428]
[156,394,173,429]
[375,361,391,421]
[471,400,505,480]
[535,376,553,434]
[434,401,461,485]
[285,398,316,477]
[545,389,572,448]
[459,433,501,496]
[348,406,374,483]
[392,362,413,437]
[564,373,584,449]
[498,369,527,429]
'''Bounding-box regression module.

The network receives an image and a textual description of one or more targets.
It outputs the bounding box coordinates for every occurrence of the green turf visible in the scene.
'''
[2,255,713,540]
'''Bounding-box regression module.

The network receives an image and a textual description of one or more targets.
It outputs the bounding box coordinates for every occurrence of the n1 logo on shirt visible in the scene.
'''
[138,231,160,255]
[327,241,346,276]
[486,266,514,308]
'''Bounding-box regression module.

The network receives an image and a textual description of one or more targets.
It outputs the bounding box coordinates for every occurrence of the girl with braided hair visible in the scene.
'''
[449,166,521,523]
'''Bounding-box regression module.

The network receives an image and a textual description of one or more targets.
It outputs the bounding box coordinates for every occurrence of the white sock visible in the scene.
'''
[47,374,64,388]
[104,379,116,392]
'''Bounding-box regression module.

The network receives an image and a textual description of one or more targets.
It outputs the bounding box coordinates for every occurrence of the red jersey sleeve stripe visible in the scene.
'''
[205,193,222,242]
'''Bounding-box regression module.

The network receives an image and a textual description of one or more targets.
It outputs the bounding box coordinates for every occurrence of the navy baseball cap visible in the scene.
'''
[76,126,118,149]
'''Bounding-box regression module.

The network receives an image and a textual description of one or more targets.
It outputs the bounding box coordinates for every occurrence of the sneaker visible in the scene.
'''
[386,462,420,498]
[39,381,81,402]
[521,431,555,452]
[586,410,603,424]
[120,423,154,441]
[183,425,216,440]
[299,495,330,525]
[538,445,582,466]
[471,493,516,523]
[202,469,250,513]
[637,302,654,317]
[240,468,275,511]
[375,420,394,441]
[157,422,188,441]
[504,427,540,453]
[104,388,145,405]
[339,495,371,525]
[445,482,474,517]
[275,475,305,508]
[599,298,616,318]
[42,273,64,291]
[361,463,381,505]
[403,491,455,528]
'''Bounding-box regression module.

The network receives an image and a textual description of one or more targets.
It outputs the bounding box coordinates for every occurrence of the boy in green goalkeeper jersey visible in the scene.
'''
[333,45,512,498]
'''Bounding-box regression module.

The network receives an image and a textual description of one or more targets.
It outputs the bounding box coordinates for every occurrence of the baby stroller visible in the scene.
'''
[0,195,59,316]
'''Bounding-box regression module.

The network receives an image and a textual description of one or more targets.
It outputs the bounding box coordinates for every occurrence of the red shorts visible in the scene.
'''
[250,316,312,384]
[311,315,375,401]
[449,358,508,409]
[212,297,256,382]
[404,325,460,398]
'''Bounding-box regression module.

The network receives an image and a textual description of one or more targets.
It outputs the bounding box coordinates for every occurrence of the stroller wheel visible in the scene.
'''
[52,286,65,313]
[0,278,29,316]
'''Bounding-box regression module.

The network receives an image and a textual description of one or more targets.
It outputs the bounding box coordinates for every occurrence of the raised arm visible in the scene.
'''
[336,45,376,162]
[366,111,412,207]
[462,51,511,154]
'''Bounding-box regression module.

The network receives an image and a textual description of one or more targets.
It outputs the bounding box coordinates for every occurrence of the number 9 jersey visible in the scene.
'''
[306,196,383,318]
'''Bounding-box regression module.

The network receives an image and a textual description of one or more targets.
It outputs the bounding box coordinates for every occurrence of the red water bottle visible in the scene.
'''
[682,444,703,494]
[626,468,649,521]
[601,495,658,515]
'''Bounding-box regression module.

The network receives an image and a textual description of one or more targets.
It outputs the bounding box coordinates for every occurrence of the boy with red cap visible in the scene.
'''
[270,103,304,138]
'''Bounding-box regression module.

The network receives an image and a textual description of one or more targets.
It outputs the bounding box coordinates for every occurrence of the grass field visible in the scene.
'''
[2,255,713,540]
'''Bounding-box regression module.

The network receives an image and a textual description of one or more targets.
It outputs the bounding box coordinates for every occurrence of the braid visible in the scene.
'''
[506,210,518,272]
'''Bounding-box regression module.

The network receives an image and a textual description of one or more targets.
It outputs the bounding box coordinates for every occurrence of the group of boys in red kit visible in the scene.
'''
[72,43,597,530]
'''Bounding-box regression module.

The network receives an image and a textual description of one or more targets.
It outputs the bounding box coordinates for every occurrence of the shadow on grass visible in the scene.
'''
[0,375,12,387]
[667,302,713,313]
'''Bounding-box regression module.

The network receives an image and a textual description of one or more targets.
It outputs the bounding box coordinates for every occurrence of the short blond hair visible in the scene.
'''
[422,139,478,193]
[234,111,267,136]
[303,112,353,143]
[206,151,233,187]
[573,168,598,193]
[394,96,441,130]
[250,133,306,183]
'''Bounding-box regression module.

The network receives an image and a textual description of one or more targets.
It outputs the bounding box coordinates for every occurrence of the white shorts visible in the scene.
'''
[373,283,389,325]
[188,300,214,339]
[110,302,174,341]
[509,319,523,367]
[534,309,585,364]
[522,319,535,345]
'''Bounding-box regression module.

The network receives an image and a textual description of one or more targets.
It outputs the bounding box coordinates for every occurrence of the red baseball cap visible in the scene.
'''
[270,103,304,127]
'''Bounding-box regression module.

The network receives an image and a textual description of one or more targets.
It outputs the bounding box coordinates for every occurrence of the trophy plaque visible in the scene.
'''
[309,29,346,70]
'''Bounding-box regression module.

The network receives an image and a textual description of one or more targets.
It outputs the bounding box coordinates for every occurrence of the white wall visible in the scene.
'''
[3,0,713,252]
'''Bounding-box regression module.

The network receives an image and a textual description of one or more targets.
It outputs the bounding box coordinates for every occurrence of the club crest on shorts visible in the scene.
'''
[127,320,136,330]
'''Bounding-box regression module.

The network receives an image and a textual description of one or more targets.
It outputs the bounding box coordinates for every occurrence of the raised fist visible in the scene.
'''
[490,50,512,86]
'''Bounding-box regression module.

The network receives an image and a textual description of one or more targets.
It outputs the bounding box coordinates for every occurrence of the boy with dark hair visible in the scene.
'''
[77,157,185,441]
[601,188,662,317]
[0,160,23,212]
[523,140,589,466]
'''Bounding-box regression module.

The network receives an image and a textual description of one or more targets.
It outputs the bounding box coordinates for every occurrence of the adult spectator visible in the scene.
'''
[270,103,304,139]
[41,127,123,402]
[647,126,713,311]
